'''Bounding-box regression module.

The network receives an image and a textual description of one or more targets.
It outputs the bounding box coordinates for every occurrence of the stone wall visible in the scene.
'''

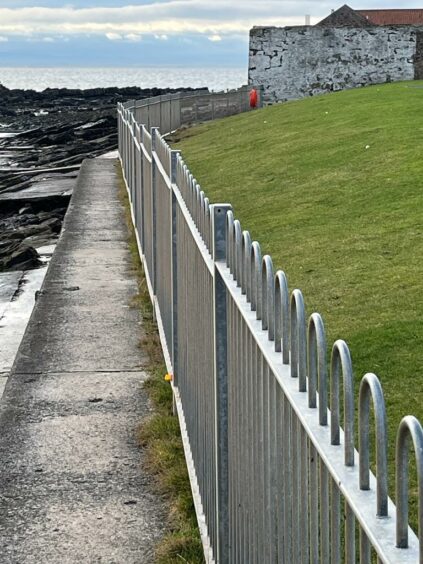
[249,25,418,103]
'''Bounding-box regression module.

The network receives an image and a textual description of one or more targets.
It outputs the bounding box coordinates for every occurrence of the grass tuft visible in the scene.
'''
[155,534,205,564]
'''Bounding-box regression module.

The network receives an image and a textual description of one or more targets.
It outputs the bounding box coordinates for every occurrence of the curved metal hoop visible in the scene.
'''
[194,184,201,227]
[250,242,262,317]
[290,289,306,392]
[199,191,205,236]
[188,174,194,213]
[226,211,234,271]
[241,231,252,298]
[359,373,388,517]
[185,168,191,203]
[233,220,242,288]
[308,313,327,424]
[261,256,275,340]
[396,415,423,557]
[330,340,354,466]
[275,270,289,364]
[203,197,210,250]
[188,178,193,214]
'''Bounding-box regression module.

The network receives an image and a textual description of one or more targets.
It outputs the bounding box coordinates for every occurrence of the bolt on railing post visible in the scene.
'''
[170,150,180,388]
[211,203,232,564]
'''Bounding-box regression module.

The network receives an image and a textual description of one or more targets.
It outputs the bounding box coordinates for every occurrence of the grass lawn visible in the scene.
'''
[171,81,423,524]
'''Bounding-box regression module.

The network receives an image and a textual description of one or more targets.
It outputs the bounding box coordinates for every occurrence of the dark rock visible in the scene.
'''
[0,106,17,117]
[0,82,208,272]
[0,240,41,271]
[39,217,62,234]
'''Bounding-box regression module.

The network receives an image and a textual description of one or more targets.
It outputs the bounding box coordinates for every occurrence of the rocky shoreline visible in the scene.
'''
[0,83,202,271]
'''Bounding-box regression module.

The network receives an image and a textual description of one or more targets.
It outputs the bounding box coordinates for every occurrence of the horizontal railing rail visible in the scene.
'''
[118,91,422,564]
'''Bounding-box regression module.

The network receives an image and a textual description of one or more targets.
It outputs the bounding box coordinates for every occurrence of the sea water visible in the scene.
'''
[0,66,247,92]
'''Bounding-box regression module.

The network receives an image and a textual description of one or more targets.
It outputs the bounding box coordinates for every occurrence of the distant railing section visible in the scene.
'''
[121,85,263,134]
[118,92,422,564]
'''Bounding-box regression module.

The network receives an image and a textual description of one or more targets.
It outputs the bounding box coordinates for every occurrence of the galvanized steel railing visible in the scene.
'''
[118,92,423,564]
[121,84,263,134]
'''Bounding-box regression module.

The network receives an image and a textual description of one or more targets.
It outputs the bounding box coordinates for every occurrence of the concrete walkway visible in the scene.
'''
[0,159,164,563]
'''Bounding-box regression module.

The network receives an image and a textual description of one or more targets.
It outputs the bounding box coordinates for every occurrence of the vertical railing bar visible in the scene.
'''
[276,383,285,563]
[331,477,341,564]
[309,443,319,564]
[345,501,356,564]
[284,397,293,563]
[320,463,330,564]
[211,203,232,564]
[300,429,309,563]
[360,528,371,564]
[291,411,300,561]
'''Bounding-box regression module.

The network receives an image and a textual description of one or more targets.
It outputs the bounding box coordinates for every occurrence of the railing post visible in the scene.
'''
[211,203,232,564]
[151,127,159,297]
[259,85,265,108]
[194,96,199,123]
[117,107,121,157]
[170,150,180,386]
[131,119,136,211]
[138,127,145,250]
[178,92,182,128]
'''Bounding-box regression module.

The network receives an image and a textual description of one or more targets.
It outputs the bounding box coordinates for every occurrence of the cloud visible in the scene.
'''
[0,36,9,42]
[125,33,142,42]
[105,32,122,40]
[0,2,323,39]
[208,35,222,42]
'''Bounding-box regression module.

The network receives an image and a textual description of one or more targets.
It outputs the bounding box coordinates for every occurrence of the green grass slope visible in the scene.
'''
[173,81,423,514]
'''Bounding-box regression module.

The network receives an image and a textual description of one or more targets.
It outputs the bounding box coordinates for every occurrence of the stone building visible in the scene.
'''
[249,4,423,103]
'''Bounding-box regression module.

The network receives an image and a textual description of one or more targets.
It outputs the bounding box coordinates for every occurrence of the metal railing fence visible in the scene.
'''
[121,85,263,134]
[118,92,423,563]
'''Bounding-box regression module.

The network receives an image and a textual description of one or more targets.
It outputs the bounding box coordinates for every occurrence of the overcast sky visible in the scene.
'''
[0,1,422,67]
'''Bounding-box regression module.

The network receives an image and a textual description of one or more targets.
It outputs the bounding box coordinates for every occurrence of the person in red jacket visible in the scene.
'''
[249,88,258,108]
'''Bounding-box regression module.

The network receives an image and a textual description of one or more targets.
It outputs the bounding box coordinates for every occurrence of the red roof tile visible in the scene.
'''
[357,9,423,26]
